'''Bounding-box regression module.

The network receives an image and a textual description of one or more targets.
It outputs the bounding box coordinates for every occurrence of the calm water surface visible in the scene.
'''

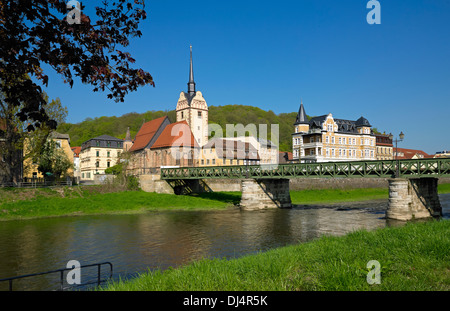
[1,193,449,290]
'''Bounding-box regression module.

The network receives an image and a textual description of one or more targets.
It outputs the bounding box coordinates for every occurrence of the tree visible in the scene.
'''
[0,0,153,183]
[37,139,72,181]
[22,95,69,177]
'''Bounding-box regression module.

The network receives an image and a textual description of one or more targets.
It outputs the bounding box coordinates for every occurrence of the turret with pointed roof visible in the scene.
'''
[124,127,133,151]
[294,100,308,125]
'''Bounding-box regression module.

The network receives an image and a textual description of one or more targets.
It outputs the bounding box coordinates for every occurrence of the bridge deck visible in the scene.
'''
[160,158,450,180]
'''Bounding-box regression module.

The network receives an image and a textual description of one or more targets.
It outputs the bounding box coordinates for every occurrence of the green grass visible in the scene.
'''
[290,188,389,205]
[439,183,450,194]
[101,219,450,291]
[0,189,234,221]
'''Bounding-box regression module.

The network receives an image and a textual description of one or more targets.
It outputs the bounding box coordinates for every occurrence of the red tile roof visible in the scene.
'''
[129,116,168,152]
[151,121,199,149]
[71,146,81,158]
[394,148,432,159]
[279,151,293,160]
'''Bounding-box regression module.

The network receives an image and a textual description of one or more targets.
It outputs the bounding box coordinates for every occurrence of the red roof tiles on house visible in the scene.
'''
[394,148,432,159]
[151,121,199,149]
[71,146,81,158]
[129,116,168,152]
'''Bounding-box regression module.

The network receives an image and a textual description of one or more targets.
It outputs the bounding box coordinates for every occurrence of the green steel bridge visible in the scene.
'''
[161,158,450,180]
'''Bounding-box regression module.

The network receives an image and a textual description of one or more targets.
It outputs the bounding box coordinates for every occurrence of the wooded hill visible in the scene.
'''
[56,105,299,152]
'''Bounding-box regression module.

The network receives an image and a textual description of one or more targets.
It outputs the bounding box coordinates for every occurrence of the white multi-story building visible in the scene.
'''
[79,135,124,181]
[292,102,376,163]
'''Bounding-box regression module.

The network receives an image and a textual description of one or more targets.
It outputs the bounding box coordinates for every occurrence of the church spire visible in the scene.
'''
[187,45,196,96]
[125,127,131,141]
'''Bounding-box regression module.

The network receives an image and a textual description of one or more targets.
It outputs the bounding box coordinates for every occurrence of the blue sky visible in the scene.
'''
[43,0,450,154]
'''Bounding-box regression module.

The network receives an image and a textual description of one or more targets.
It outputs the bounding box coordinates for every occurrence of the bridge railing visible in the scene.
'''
[160,158,450,180]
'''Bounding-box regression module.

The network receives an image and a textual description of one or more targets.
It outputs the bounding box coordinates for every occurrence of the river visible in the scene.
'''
[1,193,449,291]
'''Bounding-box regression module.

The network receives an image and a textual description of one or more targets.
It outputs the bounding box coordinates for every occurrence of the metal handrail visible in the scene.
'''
[0,262,113,291]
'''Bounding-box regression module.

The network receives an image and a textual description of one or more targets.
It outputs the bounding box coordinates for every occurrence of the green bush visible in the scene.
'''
[126,175,140,191]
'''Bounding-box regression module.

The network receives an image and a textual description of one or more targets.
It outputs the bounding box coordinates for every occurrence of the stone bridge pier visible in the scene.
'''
[240,178,292,210]
[387,177,442,221]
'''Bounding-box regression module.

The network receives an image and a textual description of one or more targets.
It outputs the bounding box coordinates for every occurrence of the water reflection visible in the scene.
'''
[0,193,449,290]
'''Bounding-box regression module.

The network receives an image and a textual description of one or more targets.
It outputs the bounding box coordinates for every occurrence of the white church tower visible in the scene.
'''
[176,46,209,147]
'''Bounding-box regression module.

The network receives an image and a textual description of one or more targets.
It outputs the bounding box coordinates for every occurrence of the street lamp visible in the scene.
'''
[389,132,405,178]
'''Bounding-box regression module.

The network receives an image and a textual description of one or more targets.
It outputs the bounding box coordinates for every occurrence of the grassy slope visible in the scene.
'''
[0,189,233,221]
[101,220,450,291]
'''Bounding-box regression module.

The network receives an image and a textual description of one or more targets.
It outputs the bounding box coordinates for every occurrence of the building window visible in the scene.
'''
[96,161,99,168]
[107,151,110,157]
[107,162,110,168]
[198,111,202,118]
[181,111,184,119]
[327,124,333,132]
[201,159,204,165]
[326,136,329,143]
[212,159,216,165]
[96,151,100,157]
[331,137,335,144]
[332,149,335,156]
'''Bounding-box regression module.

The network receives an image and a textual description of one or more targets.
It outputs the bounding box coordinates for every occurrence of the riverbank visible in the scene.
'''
[100,219,450,291]
[0,187,233,221]
[0,183,449,221]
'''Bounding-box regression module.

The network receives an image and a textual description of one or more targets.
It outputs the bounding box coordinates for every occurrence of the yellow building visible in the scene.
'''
[375,133,394,160]
[199,138,260,166]
[292,102,376,163]
[23,132,74,180]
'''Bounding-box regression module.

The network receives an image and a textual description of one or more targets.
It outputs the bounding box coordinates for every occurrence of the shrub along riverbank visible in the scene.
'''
[0,183,449,221]
[100,219,450,291]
